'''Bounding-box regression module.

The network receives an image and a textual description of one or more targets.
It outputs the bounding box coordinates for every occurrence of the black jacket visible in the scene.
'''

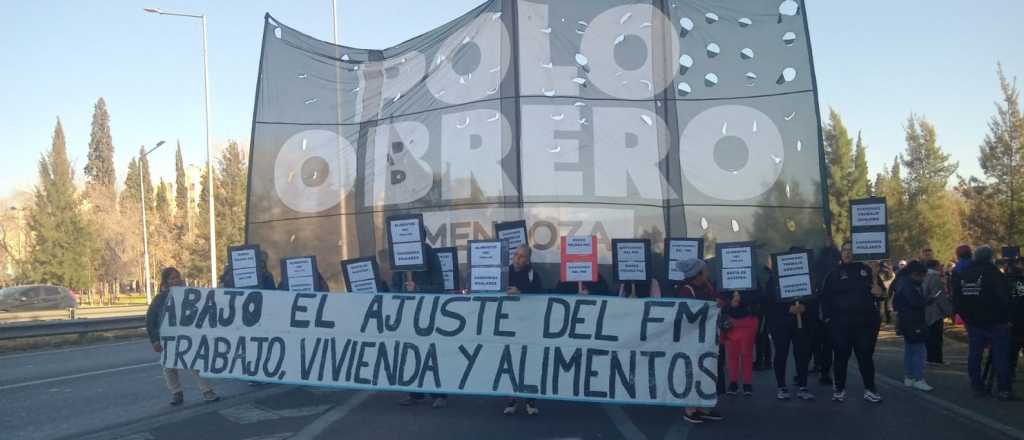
[765,269,819,328]
[1009,274,1024,338]
[553,274,611,295]
[508,264,543,293]
[892,274,928,340]
[390,244,445,293]
[145,291,169,344]
[952,261,1010,327]
[219,267,278,290]
[820,262,879,326]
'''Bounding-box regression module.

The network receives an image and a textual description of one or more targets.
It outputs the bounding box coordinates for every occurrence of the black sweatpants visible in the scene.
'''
[1011,337,1024,387]
[755,316,773,367]
[926,320,944,363]
[811,319,833,375]
[830,320,879,392]
[771,321,813,388]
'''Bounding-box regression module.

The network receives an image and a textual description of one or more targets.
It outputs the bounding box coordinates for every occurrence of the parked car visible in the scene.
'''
[0,285,77,312]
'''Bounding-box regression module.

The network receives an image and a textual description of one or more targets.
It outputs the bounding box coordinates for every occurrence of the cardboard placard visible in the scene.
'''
[561,235,598,282]
[228,245,262,288]
[665,238,704,281]
[494,220,528,262]
[612,239,652,283]
[850,197,888,260]
[341,257,381,294]
[281,256,318,293]
[434,247,460,291]
[772,250,813,301]
[387,214,427,271]
[716,242,755,291]
[468,240,508,292]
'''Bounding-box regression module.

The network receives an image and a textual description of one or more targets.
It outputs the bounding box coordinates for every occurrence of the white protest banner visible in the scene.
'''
[772,250,813,301]
[229,245,262,288]
[494,221,528,262]
[158,287,720,408]
[468,240,508,292]
[282,256,318,293]
[435,247,460,291]
[612,239,651,283]
[342,258,381,293]
[387,214,427,271]
[665,238,703,281]
[716,242,755,291]
[561,236,598,282]
[850,197,888,260]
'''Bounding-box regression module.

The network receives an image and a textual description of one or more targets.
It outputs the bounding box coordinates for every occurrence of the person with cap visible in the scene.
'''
[503,244,543,416]
[952,245,1018,400]
[893,261,935,391]
[147,267,220,405]
[820,241,884,403]
[665,258,725,424]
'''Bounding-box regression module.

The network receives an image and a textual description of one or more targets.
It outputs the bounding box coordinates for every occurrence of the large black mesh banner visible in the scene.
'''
[245,0,828,288]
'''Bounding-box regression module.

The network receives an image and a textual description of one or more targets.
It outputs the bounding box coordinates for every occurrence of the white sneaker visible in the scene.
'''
[503,403,517,415]
[525,403,540,416]
[863,390,883,403]
[912,380,934,392]
[904,377,915,387]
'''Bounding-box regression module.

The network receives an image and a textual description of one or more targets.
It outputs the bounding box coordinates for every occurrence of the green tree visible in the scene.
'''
[83,97,116,200]
[957,177,1001,248]
[823,108,856,243]
[900,115,960,260]
[852,132,870,198]
[120,158,140,214]
[188,141,249,284]
[174,142,190,235]
[875,158,912,260]
[978,64,1024,245]
[23,119,95,290]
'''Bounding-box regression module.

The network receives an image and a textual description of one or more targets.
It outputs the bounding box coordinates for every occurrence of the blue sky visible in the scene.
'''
[1,0,1021,198]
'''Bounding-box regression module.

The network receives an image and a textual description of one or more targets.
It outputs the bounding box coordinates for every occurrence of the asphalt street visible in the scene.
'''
[0,336,1020,440]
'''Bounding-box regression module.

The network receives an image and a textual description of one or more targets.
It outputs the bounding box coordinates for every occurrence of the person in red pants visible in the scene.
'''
[720,287,764,397]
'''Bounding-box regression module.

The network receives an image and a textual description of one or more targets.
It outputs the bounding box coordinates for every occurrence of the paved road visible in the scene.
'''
[0,336,1020,440]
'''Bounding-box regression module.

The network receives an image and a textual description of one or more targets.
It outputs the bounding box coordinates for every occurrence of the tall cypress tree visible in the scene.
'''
[174,142,189,234]
[901,115,960,259]
[851,132,870,198]
[978,64,1024,244]
[824,108,855,243]
[187,141,249,285]
[83,98,116,201]
[24,119,95,289]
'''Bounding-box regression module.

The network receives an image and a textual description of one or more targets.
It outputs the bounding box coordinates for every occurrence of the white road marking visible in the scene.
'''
[220,404,281,424]
[603,405,647,440]
[0,362,156,391]
[289,391,371,440]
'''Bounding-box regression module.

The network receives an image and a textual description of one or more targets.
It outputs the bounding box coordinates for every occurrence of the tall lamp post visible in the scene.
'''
[144,7,218,287]
[140,141,166,304]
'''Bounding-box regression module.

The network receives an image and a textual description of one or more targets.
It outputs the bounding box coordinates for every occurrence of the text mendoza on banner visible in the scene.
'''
[156,287,720,407]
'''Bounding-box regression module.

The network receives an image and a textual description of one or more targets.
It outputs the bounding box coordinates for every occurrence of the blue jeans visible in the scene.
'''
[903,341,926,380]
[967,324,1011,392]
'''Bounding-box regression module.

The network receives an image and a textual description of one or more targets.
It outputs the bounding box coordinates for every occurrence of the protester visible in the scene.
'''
[811,240,841,385]
[875,261,896,326]
[219,250,278,290]
[820,241,884,403]
[277,263,330,292]
[923,259,952,365]
[504,244,542,416]
[719,276,764,397]
[1009,257,1024,388]
[754,264,773,372]
[921,248,935,262]
[766,253,816,401]
[618,278,662,298]
[952,245,1017,400]
[666,258,725,424]
[146,267,220,405]
[893,261,934,391]
[392,243,449,408]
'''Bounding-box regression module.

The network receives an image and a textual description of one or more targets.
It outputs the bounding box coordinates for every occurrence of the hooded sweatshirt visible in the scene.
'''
[952,261,1010,327]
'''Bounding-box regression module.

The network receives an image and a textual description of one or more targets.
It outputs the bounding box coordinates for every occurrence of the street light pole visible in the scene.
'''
[144,7,218,287]
[139,141,166,305]
[331,0,339,44]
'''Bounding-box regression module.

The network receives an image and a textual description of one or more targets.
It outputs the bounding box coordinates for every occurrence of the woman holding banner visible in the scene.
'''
[667,258,725,424]
[146,267,220,405]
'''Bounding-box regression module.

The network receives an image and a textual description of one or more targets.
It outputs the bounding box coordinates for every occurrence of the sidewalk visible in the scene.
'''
[874,324,1023,436]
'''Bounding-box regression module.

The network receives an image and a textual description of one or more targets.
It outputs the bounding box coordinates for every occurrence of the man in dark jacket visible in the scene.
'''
[952,245,1017,400]
[820,241,883,403]
[507,245,543,294]
[391,243,448,407]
